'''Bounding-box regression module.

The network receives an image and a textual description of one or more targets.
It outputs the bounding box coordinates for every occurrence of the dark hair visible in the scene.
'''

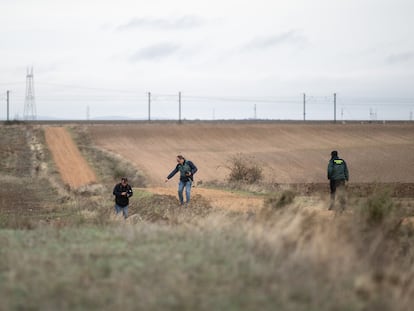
[177,155,185,160]
[121,177,128,182]
[331,150,338,157]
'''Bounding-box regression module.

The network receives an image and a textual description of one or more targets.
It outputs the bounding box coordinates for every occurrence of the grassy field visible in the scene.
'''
[1,123,414,311]
[1,193,414,311]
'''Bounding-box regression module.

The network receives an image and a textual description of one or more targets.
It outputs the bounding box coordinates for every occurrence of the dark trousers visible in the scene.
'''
[329,179,346,210]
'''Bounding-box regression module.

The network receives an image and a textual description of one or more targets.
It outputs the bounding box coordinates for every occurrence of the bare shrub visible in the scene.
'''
[226,153,263,184]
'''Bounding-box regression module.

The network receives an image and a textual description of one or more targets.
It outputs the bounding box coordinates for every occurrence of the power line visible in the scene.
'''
[184,96,299,103]
[35,82,148,94]
[0,82,24,86]
[338,102,414,106]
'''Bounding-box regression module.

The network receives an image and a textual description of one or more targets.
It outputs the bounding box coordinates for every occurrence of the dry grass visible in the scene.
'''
[1,189,414,311]
[264,189,297,209]
[0,125,67,229]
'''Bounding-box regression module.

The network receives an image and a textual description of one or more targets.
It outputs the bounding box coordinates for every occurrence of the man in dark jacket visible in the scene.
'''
[165,155,198,206]
[327,150,349,210]
[113,177,133,218]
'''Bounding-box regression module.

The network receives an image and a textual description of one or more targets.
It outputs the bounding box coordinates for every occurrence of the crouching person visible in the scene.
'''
[113,177,133,219]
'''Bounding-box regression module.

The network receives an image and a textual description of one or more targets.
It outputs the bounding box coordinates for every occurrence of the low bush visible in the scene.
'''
[358,190,396,226]
[264,190,296,209]
[226,153,263,184]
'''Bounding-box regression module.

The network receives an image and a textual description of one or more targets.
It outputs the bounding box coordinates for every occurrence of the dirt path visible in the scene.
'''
[139,186,264,212]
[45,127,97,189]
[137,186,336,217]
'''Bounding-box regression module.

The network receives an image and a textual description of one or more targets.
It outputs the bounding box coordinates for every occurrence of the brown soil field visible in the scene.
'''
[88,123,414,188]
[45,127,97,189]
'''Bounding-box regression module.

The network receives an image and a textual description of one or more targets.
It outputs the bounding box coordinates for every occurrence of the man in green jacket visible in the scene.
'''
[165,155,198,207]
[327,150,349,211]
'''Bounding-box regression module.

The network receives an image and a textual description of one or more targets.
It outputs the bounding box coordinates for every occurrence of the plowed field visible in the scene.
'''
[88,122,414,187]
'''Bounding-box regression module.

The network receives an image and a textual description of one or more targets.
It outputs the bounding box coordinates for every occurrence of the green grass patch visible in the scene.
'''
[202,182,268,197]
[132,189,154,199]
[1,195,414,311]
[0,223,360,311]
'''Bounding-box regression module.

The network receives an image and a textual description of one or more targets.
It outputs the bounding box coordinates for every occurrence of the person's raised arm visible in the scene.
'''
[165,166,179,182]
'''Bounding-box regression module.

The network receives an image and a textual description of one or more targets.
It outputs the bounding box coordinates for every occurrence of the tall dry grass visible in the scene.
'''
[1,189,414,311]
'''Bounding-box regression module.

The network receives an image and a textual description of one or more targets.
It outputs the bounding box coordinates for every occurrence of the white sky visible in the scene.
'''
[0,0,413,120]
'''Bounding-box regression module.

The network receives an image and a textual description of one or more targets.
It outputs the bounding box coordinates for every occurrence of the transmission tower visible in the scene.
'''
[24,67,37,120]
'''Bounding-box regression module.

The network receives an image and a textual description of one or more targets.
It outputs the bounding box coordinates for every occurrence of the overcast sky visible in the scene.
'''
[0,0,413,120]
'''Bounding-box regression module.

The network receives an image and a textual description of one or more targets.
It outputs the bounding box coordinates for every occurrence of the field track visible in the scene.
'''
[88,122,414,187]
[142,187,266,212]
[45,127,97,189]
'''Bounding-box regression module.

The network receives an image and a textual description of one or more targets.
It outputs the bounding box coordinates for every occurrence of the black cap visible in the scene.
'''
[331,150,338,157]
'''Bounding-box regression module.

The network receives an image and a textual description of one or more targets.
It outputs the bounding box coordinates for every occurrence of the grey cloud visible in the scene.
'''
[244,30,308,50]
[117,15,204,31]
[386,51,414,64]
[130,42,180,62]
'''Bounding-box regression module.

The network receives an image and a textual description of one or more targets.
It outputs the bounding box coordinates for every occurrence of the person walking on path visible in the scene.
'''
[113,177,133,218]
[165,155,198,207]
[327,150,349,211]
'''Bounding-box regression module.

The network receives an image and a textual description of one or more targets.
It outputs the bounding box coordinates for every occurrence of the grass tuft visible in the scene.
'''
[264,190,296,209]
[357,190,398,226]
